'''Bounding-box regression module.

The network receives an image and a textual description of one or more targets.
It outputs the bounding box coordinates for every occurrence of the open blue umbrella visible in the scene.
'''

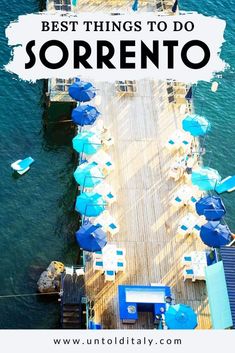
[75,221,107,252]
[200,221,231,248]
[74,162,104,187]
[165,304,198,330]
[72,131,101,155]
[69,80,96,102]
[75,192,106,217]
[196,196,226,221]
[191,167,221,191]
[182,114,211,136]
[72,105,100,126]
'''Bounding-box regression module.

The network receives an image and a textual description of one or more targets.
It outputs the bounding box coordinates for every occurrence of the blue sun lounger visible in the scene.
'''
[11,157,34,175]
[215,176,235,194]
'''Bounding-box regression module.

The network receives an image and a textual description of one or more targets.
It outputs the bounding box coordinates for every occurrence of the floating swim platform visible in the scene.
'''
[11,157,34,175]
[215,175,235,194]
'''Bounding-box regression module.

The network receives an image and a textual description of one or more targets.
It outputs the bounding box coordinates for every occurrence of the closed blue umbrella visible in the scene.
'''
[72,131,101,155]
[165,304,198,330]
[182,114,211,136]
[191,167,221,191]
[185,87,192,101]
[132,0,139,11]
[69,80,96,102]
[172,0,178,13]
[74,162,104,187]
[75,192,106,217]
[200,221,231,248]
[196,196,226,221]
[75,221,107,252]
[72,105,100,126]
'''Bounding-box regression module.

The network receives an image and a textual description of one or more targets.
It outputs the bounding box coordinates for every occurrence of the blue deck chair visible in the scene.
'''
[106,270,115,276]
[186,269,194,275]
[94,261,103,270]
[117,261,126,272]
[95,261,103,266]
[104,270,115,282]
[107,193,115,201]
[109,223,117,230]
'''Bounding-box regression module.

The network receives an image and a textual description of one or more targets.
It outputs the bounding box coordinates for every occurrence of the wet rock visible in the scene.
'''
[37,261,64,293]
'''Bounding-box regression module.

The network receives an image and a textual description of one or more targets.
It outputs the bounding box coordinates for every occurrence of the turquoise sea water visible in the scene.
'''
[0,0,234,328]
[181,0,235,229]
[0,1,78,328]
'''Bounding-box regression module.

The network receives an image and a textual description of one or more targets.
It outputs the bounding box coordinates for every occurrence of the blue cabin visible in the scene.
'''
[118,284,172,324]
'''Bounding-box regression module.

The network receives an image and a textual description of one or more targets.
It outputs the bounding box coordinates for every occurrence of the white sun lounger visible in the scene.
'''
[65,266,74,276]
[75,268,85,276]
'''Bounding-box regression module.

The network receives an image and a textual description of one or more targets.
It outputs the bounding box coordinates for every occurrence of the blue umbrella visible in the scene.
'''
[72,105,100,126]
[69,80,96,102]
[191,167,221,191]
[172,0,178,13]
[72,131,101,155]
[200,221,231,248]
[75,192,106,217]
[196,196,226,221]
[165,304,198,330]
[185,87,192,101]
[182,114,211,136]
[132,0,139,11]
[75,221,107,252]
[74,162,104,187]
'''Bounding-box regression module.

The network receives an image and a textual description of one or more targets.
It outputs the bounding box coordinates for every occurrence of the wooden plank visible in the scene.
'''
[83,79,211,329]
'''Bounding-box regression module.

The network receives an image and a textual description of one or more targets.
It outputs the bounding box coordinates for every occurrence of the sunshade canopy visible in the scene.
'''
[75,221,107,252]
[191,167,221,191]
[195,195,226,221]
[69,80,96,102]
[182,114,211,136]
[72,105,100,126]
[72,131,101,155]
[75,192,106,217]
[200,221,231,248]
[73,162,104,187]
[165,304,198,329]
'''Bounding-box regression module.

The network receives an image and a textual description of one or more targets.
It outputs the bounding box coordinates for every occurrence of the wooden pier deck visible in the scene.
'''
[46,0,211,330]
[47,0,174,15]
[84,79,211,329]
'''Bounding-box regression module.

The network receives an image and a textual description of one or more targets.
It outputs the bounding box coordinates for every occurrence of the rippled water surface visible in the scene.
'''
[181,0,235,229]
[0,0,78,328]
